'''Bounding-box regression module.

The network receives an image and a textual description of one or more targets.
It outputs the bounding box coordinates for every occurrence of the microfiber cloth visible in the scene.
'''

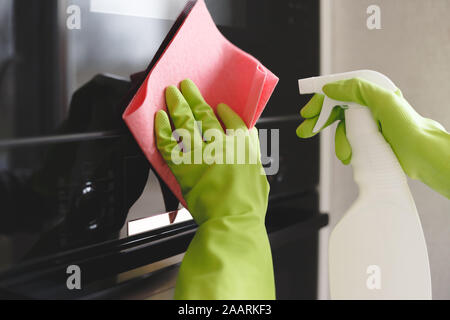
[123,0,278,208]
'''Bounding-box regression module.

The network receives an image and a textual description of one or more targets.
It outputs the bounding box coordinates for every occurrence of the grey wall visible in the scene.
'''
[324,0,450,299]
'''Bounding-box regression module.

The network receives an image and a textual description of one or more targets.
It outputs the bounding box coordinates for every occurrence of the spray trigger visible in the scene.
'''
[312,96,338,134]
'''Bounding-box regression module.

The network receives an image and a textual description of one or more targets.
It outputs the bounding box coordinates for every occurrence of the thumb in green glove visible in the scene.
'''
[297,78,450,199]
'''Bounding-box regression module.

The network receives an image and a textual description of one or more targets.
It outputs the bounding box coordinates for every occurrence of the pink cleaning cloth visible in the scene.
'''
[123,0,278,208]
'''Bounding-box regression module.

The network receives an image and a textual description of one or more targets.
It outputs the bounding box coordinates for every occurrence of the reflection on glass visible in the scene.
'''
[90,0,190,20]
[127,208,193,237]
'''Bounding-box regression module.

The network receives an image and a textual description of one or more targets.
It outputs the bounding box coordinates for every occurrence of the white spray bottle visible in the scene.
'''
[298,70,432,299]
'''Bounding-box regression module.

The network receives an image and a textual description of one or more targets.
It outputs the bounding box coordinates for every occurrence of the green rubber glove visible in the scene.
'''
[155,79,275,300]
[297,78,450,199]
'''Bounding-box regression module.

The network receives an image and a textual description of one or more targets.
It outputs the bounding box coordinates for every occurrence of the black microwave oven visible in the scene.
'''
[0,0,327,299]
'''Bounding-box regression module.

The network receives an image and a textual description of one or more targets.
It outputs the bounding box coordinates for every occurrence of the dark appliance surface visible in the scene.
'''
[0,0,325,299]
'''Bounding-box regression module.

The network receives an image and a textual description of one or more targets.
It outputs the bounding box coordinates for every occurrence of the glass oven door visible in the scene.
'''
[0,0,324,299]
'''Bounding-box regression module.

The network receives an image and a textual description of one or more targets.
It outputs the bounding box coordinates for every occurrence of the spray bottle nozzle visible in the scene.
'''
[298,70,398,134]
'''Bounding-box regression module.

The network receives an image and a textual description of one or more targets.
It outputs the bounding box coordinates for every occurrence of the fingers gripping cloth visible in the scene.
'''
[122,0,278,208]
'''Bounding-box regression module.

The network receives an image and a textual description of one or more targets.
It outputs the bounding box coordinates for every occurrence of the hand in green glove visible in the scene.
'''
[297,78,450,199]
[155,79,275,300]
